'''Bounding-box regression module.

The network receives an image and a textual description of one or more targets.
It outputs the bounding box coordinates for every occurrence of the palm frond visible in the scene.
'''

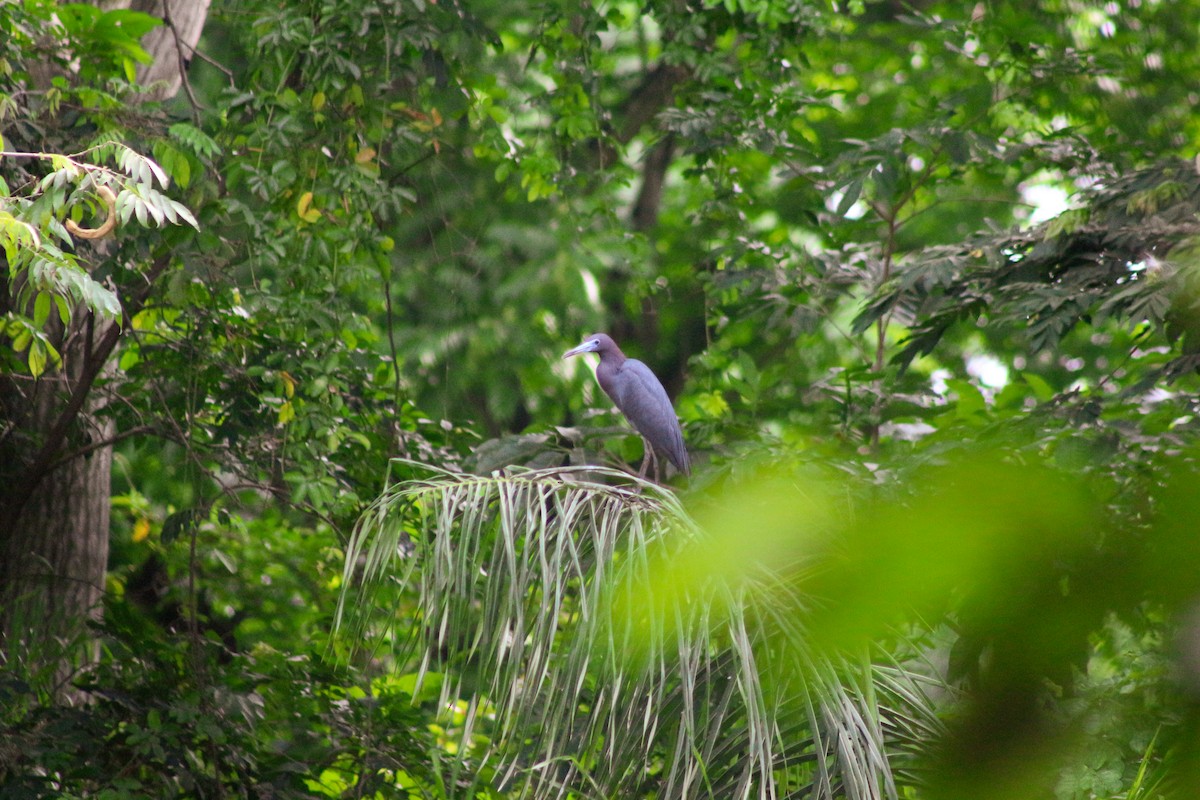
[335,460,942,799]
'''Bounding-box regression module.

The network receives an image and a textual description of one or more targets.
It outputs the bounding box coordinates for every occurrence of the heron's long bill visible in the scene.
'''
[563,340,600,359]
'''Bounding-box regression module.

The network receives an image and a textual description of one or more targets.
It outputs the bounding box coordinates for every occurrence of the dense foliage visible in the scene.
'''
[4,0,1200,797]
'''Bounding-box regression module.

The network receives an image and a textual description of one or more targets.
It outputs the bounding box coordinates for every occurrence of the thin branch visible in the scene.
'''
[382,276,403,413]
[0,150,58,160]
[44,424,161,473]
[159,0,202,124]
[1,143,126,162]
[184,45,236,87]
[393,147,438,177]
[867,203,900,449]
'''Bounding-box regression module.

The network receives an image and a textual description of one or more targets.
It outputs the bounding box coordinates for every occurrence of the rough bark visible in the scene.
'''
[100,0,211,101]
[0,370,114,690]
[617,64,689,145]
[0,241,170,688]
[0,0,208,695]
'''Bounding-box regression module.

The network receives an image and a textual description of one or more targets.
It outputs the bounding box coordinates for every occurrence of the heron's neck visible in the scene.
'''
[595,352,624,397]
[601,348,626,367]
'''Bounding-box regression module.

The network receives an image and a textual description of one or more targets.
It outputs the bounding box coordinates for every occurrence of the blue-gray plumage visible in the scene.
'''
[563,333,690,477]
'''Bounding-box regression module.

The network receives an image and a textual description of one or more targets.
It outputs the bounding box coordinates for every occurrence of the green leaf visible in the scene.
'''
[946,378,986,418]
[1022,372,1056,403]
[32,292,50,328]
[54,295,70,325]
[161,509,199,544]
[168,122,221,158]
[837,176,864,217]
[27,339,46,376]
[11,324,31,352]
[170,201,199,229]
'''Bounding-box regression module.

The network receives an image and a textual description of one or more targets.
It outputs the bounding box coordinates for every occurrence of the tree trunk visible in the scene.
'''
[0,0,209,697]
[0,366,115,693]
[125,0,213,101]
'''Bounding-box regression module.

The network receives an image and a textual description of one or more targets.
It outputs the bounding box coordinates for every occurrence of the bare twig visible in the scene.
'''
[45,425,161,473]
[159,0,203,124]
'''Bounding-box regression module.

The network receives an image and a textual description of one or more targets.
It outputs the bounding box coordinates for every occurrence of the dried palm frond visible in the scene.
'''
[335,460,941,799]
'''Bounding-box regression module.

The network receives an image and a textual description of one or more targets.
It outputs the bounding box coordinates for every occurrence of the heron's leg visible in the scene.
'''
[640,440,663,484]
[637,438,652,479]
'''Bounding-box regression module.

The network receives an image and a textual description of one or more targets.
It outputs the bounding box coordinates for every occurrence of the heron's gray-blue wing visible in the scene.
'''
[611,358,690,475]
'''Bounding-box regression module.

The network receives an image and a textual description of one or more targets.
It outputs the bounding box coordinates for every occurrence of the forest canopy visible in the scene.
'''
[4,0,1200,798]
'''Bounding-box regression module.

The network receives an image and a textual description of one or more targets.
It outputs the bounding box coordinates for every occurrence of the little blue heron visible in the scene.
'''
[563,333,690,478]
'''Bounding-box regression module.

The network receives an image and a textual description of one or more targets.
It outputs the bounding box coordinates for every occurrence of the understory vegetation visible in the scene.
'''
[4,0,1200,798]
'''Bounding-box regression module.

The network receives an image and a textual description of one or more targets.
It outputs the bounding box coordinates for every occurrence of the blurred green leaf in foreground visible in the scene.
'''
[619,446,1200,800]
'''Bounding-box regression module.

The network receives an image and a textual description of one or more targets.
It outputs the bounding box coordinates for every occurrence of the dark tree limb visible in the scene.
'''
[617,64,690,144]
[631,133,677,232]
[0,254,173,529]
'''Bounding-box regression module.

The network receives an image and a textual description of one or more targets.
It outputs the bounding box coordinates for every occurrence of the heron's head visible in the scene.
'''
[563,333,617,360]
